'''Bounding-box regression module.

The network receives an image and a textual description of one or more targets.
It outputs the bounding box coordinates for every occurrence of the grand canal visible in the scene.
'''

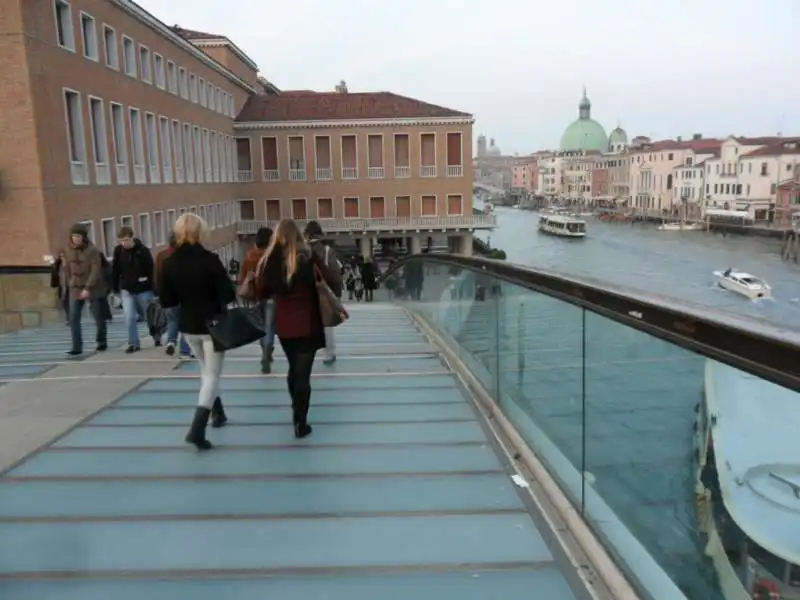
[470,207,799,599]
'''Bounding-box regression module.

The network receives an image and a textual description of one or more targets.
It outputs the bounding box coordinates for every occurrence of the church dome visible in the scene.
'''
[559,88,608,153]
[487,137,501,156]
[609,126,628,146]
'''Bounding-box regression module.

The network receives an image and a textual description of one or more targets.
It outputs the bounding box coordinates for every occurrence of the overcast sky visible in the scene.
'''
[139,0,800,155]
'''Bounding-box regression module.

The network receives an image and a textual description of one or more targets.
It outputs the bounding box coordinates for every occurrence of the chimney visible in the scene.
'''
[693,133,702,140]
[676,136,682,142]
[334,80,348,94]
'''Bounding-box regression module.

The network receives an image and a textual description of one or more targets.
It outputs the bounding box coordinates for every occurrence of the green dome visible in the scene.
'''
[559,87,609,153]
[560,118,608,152]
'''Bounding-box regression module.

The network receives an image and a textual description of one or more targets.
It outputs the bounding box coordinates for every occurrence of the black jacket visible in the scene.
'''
[111,239,154,294]
[158,243,236,335]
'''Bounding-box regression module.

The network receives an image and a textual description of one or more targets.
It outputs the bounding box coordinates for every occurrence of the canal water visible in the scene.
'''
[470,208,800,599]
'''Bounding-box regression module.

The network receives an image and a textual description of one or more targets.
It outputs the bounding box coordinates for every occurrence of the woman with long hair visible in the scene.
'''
[256,219,342,438]
[159,213,236,450]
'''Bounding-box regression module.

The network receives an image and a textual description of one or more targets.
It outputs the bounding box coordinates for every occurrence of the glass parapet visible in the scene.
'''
[384,255,800,600]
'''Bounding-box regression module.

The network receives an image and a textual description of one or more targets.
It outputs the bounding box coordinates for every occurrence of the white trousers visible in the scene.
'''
[323,327,336,359]
[185,334,225,409]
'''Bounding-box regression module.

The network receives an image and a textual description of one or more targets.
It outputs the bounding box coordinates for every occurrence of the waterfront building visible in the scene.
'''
[627,135,722,215]
[511,154,540,192]
[536,152,559,196]
[672,149,717,219]
[592,125,631,203]
[474,134,514,189]
[0,0,262,328]
[777,166,800,228]
[704,136,800,222]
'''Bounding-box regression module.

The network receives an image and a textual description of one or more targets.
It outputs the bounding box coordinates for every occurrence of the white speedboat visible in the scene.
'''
[713,270,771,300]
[538,214,586,238]
[658,221,704,231]
[695,360,800,600]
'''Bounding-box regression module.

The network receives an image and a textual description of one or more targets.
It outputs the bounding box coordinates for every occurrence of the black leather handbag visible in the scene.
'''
[207,303,265,352]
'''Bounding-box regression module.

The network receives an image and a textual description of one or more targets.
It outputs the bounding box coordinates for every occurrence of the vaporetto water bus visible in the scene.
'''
[695,360,800,600]
[538,214,586,238]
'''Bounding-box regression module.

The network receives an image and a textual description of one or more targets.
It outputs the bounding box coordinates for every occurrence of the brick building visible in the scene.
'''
[0,0,490,330]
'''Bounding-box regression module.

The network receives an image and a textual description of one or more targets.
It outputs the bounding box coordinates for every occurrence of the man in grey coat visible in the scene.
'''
[63,223,108,356]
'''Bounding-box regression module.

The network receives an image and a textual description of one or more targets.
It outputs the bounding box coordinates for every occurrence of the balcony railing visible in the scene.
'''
[342,167,358,180]
[263,169,279,182]
[421,165,437,178]
[447,164,463,177]
[289,168,306,182]
[395,166,410,178]
[316,167,332,181]
[367,166,384,179]
[236,169,253,183]
[237,214,497,236]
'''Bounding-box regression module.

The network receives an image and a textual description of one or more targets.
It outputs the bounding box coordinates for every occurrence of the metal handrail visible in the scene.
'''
[381,253,800,393]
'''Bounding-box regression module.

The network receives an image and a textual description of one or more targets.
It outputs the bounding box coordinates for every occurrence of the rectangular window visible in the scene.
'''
[178,67,188,99]
[79,12,98,60]
[63,89,88,184]
[167,60,178,94]
[88,96,110,184]
[183,123,194,183]
[100,217,116,257]
[109,102,128,184]
[144,112,159,183]
[199,77,206,106]
[153,53,165,89]
[210,131,219,181]
[171,120,184,183]
[122,35,136,77]
[207,83,215,111]
[166,209,176,230]
[229,95,235,118]
[208,203,216,229]
[202,129,212,180]
[159,116,172,184]
[189,73,197,102]
[79,220,96,244]
[54,0,75,51]
[102,25,118,69]
[199,204,207,221]
[152,211,165,246]
[128,107,146,184]
[138,213,152,248]
[193,126,203,183]
[216,88,222,113]
[138,44,152,83]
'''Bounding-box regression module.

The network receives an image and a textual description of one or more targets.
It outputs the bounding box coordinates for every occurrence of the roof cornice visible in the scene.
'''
[234,116,475,130]
[111,0,256,94]
[189,38,259,72]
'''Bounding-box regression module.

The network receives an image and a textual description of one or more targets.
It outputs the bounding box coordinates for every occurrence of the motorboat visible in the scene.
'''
[538,214,586,238]
[713,269,771,300]
[695,360,800,600]
[657,220,704,231]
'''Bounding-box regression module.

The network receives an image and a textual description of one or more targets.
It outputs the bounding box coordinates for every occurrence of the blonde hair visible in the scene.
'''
[173,213,209,246]
[262,219,307,283]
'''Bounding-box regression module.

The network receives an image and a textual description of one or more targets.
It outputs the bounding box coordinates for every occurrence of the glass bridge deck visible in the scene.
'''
[0,302,583,599]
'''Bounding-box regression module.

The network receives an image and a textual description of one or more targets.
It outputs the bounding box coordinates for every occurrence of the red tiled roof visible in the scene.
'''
[170,26,226,41]
[742,138,800,157]
[235,91,472,123]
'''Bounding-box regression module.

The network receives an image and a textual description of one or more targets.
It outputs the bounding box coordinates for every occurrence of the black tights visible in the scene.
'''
[284,346,316,426]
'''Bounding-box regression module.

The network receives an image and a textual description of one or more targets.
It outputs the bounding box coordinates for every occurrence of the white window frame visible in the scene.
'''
[120,214,134,230]
[87,95,111,185]
[79,12,98,61]
[178,66,188,99]
[229,95,235,118]
[193,125,203,183]
[63,87,88,185]
[100,217,117,257]
[216,87,222,114]
[208,203,216,229]
[128,107,146,184]
[144,111,160,183]
[166,209,177,233]
[210,131,219,182]
[152,210,165,246]
[153,52,166,89]
[121,35,136,78]
[138,44,152,83]
[216,203,223,227]
[53,0,76,52]
[138,213,153,248]
[158,115,173,184]
[171,119,184,183]
[189,205,197,214]
[109,101,129,184]
[78,220,96,244]
[179,207,187,216]
[199,204,207,221]
[202,129,212,181]
[199,77,207,106]
[189,72,198,103]
[183,122,194,183]
[102,24,118,70]
[207,82,215,111]
[167,60,178,95]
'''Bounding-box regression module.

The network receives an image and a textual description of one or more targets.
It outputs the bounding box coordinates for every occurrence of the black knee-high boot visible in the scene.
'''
[185,407,213,450]
[211,396,227,428]
[291,384,312,439]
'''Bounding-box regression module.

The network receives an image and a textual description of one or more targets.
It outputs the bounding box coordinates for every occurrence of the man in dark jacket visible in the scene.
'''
[111,226,156,353]
[304,220,342,365]
[63,223,108,355]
